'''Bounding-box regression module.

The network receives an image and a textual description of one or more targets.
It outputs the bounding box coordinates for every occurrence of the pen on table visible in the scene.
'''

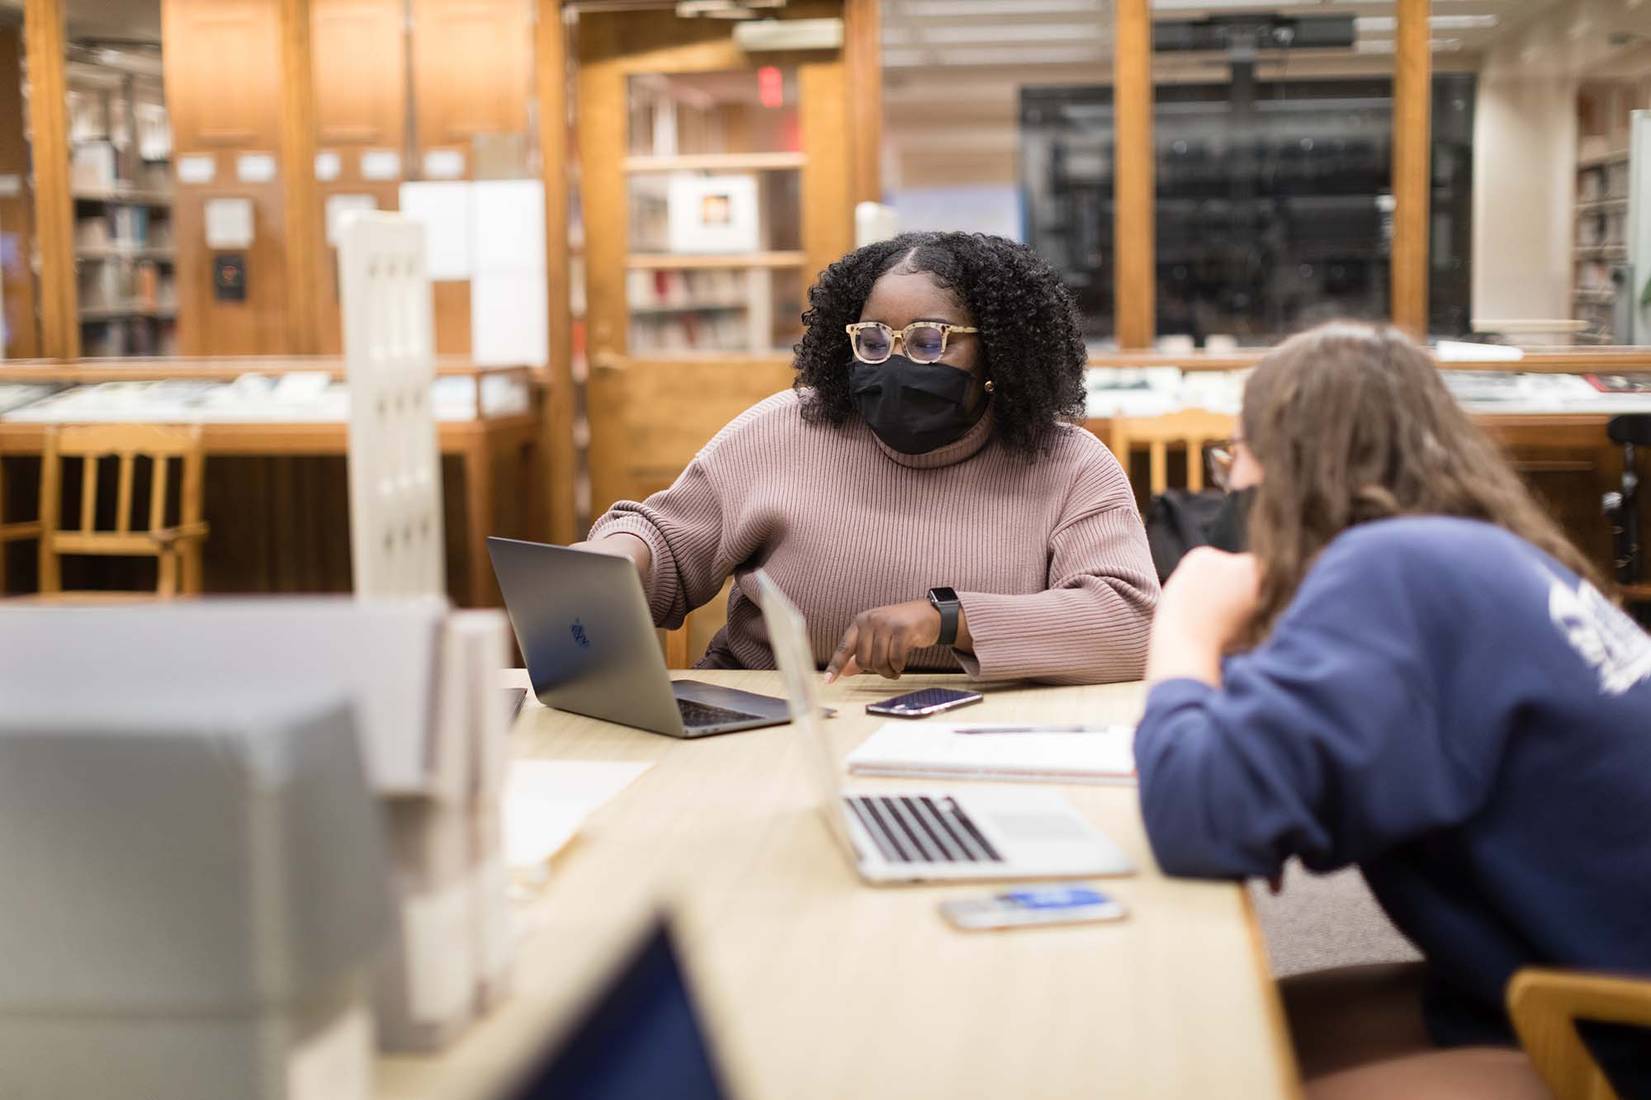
[951,724,1114,735]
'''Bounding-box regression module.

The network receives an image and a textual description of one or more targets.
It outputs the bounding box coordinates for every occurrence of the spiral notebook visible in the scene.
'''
[845,722,1137,785]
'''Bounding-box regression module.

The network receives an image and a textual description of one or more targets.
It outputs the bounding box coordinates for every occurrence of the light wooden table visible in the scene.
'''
[379,671,1302,1100]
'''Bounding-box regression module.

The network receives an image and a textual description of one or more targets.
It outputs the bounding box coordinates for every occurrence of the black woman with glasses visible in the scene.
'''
[573,231,1159,684]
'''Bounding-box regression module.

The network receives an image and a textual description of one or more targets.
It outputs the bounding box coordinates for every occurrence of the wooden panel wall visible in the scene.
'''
[279,0,320,353]
[800,60,853,288]
[0,25,40,359]
[1391,0,1432,334]
[313,0,404,146]
[843,0,881,207]
[410,0,532,170]
[536,0,577,542]
[1113,0,1154,350]
[586,355,794,516]
[163,0,291,354]
[310,0,405,355]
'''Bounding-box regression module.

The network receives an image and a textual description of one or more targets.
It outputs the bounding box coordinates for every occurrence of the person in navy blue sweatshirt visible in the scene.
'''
[1134,322,1651,1100]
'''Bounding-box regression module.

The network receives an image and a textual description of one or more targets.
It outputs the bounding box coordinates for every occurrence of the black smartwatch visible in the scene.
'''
[927,586,961,647]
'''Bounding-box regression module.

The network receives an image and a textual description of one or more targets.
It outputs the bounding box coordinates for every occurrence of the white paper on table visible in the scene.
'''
[472,270,547,366]
[204,197,255,249]
[504,761,653,868]
[399,181,473,280]
[471,180,545,273]
[846,722,1137,785]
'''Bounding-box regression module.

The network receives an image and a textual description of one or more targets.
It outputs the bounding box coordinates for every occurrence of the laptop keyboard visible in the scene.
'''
[845,795,1004,864]
[676,698,763,729]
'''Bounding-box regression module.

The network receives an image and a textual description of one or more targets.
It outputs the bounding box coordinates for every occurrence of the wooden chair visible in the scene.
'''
[1107,408,1237,495]
[38,424,209,598]
[0,447,42,595]
[664,578,735,669]
[1509,968,1651,1100]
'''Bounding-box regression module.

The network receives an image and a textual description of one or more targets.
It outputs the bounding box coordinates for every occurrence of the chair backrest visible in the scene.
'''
[39,423,205,596]
[1107,408,1236,495]
[1607,414,1651,447]
[338,211,445,599]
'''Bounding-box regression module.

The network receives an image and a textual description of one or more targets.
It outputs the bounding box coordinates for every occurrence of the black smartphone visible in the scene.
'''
[865,687,984,719]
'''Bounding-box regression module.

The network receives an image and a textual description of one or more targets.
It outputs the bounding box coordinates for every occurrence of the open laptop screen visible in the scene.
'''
[507,920,728,1100]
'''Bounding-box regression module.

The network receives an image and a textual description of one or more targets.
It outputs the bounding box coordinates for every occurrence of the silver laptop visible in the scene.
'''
[488,537,791,737]
[755,570,1134,884]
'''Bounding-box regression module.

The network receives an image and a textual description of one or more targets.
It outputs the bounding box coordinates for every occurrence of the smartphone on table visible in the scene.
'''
[865,687,983,719]
[939,885,1127,932]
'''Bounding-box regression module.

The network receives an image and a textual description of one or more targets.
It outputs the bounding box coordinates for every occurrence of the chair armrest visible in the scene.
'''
[147,521,210,548]
[0,521,42,543]
[1508,968,1651,1100]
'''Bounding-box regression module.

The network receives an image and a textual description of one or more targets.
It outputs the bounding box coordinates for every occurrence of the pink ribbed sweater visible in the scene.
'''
[589,390,1159,684]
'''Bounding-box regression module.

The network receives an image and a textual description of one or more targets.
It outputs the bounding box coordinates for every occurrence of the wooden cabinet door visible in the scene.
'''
[313,0,405,148]
[310,0,407,355]
[410,0,532,160]
[164,0,282,152]
[162,0,288,355]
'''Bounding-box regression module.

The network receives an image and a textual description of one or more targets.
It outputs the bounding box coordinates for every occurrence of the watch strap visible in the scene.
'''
[928,588,961,647]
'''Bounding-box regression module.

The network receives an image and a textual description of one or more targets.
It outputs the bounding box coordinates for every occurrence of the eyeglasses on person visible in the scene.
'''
[1207,436,1247,493]
[845,321,978,365]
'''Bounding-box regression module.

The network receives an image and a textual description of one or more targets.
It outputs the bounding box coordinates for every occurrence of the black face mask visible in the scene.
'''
[850,356,986,455]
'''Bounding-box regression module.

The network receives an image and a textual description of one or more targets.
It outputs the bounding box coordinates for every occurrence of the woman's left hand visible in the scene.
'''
[1147,548,1262,686]
[824,600,943,682]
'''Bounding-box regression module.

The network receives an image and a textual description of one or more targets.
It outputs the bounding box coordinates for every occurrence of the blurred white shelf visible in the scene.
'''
[72,188,173,206]
[76,246,175,261]
[623,152,806,173]
[627,251,805,271]
[79,303,177,322]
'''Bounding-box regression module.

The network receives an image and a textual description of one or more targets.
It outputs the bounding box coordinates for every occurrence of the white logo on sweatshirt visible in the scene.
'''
[1549,577,1651,696]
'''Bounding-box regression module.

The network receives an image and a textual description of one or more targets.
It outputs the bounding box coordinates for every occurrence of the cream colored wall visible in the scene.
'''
[1470,65,1578,337]
[1470,0,1651,337]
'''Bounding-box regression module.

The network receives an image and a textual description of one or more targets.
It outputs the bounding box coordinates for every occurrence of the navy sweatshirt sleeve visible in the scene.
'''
[1134,532,1504,879]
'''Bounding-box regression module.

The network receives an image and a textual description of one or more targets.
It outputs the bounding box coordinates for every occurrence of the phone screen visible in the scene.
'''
[865,687,983,718]
[940,886,1126,931]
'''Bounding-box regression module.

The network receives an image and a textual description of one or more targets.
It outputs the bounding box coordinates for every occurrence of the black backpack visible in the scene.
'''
[1145,488,1252,582]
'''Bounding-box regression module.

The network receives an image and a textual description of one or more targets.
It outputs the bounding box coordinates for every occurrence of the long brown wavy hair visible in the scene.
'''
[1241,321,1600,641]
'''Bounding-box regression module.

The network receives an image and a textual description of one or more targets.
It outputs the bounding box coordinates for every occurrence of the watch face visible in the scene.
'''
[929,586,959,604]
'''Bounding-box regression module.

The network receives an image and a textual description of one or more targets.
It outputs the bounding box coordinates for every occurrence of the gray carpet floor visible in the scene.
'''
[1248,863,1422,978]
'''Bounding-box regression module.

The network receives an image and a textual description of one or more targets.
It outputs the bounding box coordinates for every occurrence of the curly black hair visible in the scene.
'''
[793,231,1088,457]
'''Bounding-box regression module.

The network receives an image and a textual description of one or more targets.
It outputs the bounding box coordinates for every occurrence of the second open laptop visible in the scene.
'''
[754,569,1133,884]
[488,537,790,737]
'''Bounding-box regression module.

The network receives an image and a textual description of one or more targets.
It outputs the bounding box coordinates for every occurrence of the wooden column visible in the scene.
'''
[1391,0,1431,335]
[279,0,321,353]
[536,0,577,543]
[1113,0,1154,350]
[23,0,76,359]
[0,25,40,359]
[576,16,627,361]
[844,0,882,206]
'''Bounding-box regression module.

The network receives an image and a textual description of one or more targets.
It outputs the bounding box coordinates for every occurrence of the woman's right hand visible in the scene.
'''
[568,533,652,582]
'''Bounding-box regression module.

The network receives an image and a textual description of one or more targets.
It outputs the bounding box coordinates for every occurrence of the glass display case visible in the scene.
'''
[1021,74,1474,347]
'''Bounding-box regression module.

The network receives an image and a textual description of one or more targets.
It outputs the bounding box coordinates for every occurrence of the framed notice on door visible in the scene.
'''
[666,175,759,254]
